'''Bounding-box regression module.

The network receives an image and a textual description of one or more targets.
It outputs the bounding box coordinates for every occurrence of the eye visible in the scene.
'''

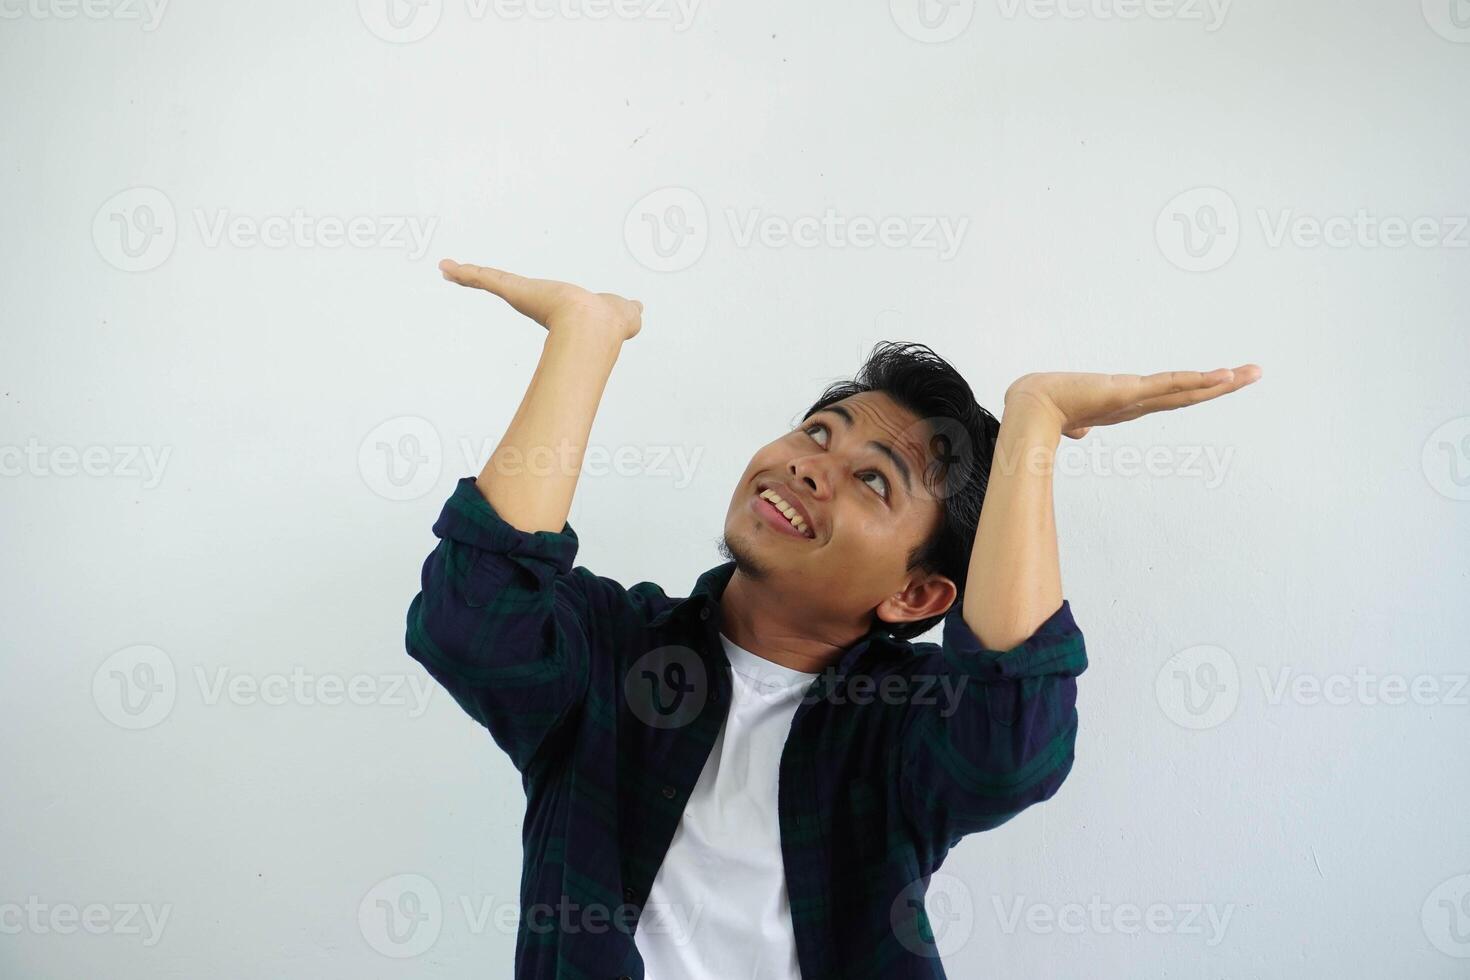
[858,470,890,500]
[802,421,889,502]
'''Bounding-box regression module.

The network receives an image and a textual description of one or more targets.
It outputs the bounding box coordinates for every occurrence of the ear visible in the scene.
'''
[874,573,957,630]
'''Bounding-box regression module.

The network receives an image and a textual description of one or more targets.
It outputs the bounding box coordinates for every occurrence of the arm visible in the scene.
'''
[962,365,1262,649]
[440,260,643,533]
[960,404,1064,651]
[405,261,643,773]
[897,599,1087,846]
[900,364,1262,844]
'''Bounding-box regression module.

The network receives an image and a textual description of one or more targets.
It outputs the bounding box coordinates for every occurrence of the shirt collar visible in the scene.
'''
[648,561,908,664]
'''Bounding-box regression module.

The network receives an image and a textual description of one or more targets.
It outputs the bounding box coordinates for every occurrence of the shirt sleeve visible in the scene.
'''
[896,599,1088,847]
[404,476,600,775]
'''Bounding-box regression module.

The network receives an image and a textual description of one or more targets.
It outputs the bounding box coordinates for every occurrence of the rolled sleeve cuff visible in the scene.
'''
[431,477,580,581]
[940,599,1088,681]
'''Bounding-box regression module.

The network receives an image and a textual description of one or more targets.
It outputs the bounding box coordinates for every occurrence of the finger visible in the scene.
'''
[1139,382,1237,413]
[1130,368,1237,401]
[439,260,559,324]
[439,259,522,297]
[1126,367,1261,417]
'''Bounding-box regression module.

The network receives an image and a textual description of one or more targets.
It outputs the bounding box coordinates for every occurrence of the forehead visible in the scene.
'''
[815,390,922,433]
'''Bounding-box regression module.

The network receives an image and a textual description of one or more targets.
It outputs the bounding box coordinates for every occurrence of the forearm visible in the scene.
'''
[475,325,625,534]
[961,400,1065,651]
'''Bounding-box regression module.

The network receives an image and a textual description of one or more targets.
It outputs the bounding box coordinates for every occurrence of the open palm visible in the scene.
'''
[439,259,644,342]
[1005,365,1263,439]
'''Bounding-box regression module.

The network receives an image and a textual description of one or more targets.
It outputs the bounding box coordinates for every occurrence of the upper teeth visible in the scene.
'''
[759,489,811,536]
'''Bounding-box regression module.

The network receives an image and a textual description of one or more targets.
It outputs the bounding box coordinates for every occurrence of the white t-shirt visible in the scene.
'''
[633,631,818,980]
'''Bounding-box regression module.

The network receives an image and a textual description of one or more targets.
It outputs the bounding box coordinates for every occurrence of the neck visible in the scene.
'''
[716,568,867,674]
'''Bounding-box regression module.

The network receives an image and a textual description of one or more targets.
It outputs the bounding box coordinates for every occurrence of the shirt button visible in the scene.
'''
[623,886,637,903]
[661,784,676,799]
[699,606,710,620]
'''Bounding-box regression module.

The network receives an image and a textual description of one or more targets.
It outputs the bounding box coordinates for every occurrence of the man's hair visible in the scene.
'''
[799,341,1002,642]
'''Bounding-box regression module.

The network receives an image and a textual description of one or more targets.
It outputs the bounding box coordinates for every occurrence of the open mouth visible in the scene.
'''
[754,486,815,539]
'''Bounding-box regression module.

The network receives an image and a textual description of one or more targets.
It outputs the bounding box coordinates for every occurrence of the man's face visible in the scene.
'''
[720,390,954,632]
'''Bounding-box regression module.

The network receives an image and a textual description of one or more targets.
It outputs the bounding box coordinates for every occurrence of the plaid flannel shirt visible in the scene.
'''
[405,476,1087,979]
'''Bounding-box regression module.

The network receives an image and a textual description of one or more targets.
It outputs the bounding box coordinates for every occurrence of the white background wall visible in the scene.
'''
[3,0,1468,976]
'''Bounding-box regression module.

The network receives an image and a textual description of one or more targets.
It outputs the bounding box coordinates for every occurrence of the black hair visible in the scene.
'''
[798,341,1002,641]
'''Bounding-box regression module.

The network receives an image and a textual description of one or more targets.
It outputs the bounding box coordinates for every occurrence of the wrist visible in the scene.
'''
[988,404,1061,482]
[1000,390,1066,440]
[545,317,630,352]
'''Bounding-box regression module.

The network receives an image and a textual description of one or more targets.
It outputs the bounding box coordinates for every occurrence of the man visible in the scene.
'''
[404,260,1261,979]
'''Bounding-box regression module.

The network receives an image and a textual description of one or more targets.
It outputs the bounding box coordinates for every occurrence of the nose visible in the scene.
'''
[787,458,829,499]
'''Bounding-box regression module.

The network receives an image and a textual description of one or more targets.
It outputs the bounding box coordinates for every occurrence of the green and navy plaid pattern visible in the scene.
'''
[405,476,1088,980]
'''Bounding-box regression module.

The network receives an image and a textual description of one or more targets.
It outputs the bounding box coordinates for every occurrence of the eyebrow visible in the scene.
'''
[813,404,913,495]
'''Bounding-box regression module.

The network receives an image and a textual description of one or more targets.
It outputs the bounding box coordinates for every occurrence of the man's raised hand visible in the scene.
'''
[1004,365,1263,439]
[439,259,644,344]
